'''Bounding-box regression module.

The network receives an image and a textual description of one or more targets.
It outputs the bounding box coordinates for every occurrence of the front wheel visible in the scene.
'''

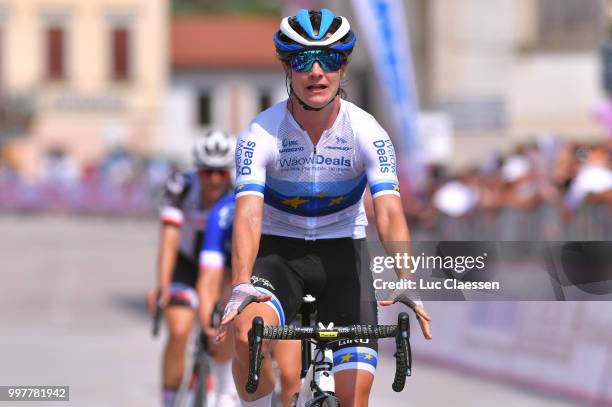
[320,396,339,407]
[193,354,209,407]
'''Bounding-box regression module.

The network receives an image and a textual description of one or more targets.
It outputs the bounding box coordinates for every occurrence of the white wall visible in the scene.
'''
[510,52,604,134]
[162,71,285,163]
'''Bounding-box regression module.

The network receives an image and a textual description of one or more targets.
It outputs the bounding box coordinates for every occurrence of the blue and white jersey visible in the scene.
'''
[234,99,400,240]
[199,193,234,270]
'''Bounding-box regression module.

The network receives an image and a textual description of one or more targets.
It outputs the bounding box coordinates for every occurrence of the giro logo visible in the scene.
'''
[337,339,370,346]
[373,139,396,174]
[235,140,256,175]
[278,154,351,168]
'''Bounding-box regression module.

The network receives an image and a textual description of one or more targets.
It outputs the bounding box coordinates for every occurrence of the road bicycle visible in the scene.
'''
[152,292,223,407]
[245,295,412,407]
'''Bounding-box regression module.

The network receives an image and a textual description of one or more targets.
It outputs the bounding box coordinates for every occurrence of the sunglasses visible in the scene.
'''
[198,168,230,177]
[290,50,346,73]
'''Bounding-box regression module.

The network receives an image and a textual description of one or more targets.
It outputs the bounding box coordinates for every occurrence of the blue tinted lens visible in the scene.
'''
[290,50,345,73]
[290,52,315,72]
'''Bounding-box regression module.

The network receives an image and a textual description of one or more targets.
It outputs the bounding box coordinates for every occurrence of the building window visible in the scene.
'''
[197,93,211,126]
[534,0,603,51]
[258,90,272,112]
[111,27,131,81]
[46,25,65,80]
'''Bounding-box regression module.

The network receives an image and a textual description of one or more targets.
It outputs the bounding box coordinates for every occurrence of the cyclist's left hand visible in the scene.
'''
[201,325,218,342]
[215,283,271,342]
[380,297,432,340]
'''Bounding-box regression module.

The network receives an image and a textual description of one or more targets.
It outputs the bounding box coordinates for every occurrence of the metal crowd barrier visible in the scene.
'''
[412,202,611,241]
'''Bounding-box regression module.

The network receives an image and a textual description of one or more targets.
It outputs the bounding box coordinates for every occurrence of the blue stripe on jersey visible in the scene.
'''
[370,180,400,195]
[235,182,265,195]
[265,173,366,197]
[333,346,378,369]
[263,174,367,217]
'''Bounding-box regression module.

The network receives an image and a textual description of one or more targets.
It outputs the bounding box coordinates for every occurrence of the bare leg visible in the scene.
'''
[272,340,301,407]
[334,369,374,407]
[163,306,196,389]
[231,302,279,402]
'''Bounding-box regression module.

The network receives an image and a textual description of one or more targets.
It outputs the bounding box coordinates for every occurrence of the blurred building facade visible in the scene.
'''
[0,0,607,175]
[326,0,607,169]
[165,14,286,160]
[427,0,605,168]
[0,0,167,179]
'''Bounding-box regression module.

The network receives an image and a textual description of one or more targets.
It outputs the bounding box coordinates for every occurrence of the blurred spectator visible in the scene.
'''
[41,149,81,186]
[100,149,137,185]
[552,142,579,194]
[433,175,480,218]
[564,145,612,214]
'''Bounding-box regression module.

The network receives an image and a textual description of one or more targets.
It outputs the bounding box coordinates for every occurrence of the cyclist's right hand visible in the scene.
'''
[380,290,432,340]
[215,282,271,342]
[146,287,170,315]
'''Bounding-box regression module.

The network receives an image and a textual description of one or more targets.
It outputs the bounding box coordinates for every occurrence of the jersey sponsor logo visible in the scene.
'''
[236,140,256,176]
[282,139,299,147]
[324,136,352,151]
[324,146,352,151]
[278,154,351,168]
[279,138,305,153]
[280,147,305,153]
[372,139,396,174]
[217,204,234,229]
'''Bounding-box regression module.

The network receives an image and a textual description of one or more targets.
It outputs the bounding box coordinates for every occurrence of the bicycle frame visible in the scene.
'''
[152,299,223,407]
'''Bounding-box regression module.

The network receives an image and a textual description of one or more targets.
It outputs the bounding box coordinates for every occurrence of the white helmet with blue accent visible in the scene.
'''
[273,9,356,58]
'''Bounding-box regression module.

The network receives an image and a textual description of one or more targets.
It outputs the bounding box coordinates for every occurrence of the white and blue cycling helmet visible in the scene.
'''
[273,9,356,58]
[193,130,235,170]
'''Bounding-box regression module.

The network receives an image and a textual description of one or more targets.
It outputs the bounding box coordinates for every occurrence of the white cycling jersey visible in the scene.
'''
[234,99,400,240]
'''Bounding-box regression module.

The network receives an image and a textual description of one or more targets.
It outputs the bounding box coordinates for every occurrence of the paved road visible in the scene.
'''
[0,215,584,406]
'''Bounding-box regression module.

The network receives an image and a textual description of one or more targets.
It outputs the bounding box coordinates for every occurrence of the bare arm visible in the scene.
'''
[197,265,224,332]
[157,224,180,289]
[373,194,432,339]
[373,194,412,279]
[373,194,411,242]
[216,195,268,340]
[147,224,180,314]
[231,195,264,285]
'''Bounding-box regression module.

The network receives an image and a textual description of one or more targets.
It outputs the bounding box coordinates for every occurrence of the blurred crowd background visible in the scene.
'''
[0,0,610,240]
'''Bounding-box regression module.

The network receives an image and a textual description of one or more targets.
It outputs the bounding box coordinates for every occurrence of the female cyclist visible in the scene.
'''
[218,9,432,406]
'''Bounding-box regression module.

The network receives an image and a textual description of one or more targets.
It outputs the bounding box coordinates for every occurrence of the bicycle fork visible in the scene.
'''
[297,345,337,407]
[312,346,334,395]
